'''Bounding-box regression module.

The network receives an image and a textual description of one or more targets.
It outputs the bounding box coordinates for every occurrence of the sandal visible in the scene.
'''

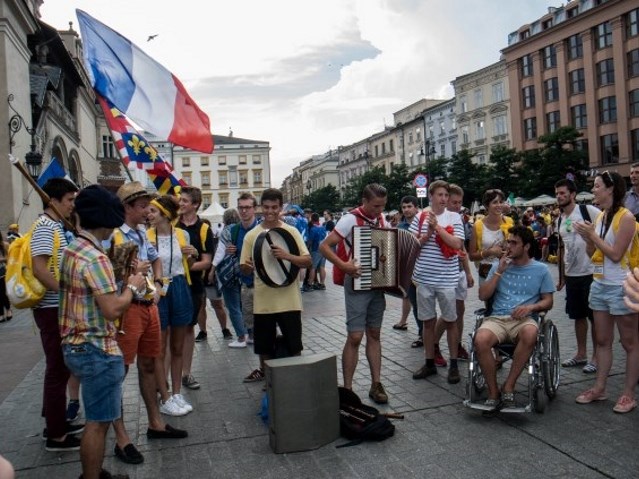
[501,391,515,408]
[582,362,597,374]
[576,388,607,404]
[561,357,587,367]
[411,338,424,348]
[393,323,408,330]
[613,395,637,414]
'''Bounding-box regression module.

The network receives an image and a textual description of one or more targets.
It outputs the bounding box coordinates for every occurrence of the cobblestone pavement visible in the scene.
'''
[1,263,638,478]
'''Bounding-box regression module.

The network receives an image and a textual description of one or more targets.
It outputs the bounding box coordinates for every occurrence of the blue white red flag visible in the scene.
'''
[76,9,214,154]
[98,95,187,195]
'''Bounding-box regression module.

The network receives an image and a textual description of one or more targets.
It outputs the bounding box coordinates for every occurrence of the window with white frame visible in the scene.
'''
[492,82,504,103]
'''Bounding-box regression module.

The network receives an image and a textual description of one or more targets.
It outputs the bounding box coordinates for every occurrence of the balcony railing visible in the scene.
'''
[46,91,77,136]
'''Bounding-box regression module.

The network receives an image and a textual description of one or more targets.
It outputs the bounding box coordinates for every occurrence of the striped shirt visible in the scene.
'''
[410,210,464,288]
[59,234,121,355]
[30,215,68,309]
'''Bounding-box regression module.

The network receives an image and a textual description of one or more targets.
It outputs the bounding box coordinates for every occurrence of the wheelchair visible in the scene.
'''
[463,307,560,413]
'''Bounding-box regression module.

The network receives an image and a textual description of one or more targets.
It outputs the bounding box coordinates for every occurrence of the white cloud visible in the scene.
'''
[41,0,553,186]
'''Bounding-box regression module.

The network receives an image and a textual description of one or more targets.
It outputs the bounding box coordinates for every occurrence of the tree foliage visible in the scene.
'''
[332,125,590,210]
[301,184,341,213]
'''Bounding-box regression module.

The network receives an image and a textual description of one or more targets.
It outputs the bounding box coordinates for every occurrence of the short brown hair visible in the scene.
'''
[238,192,257,207]
[362,183,387,201]
[180,186,202,209]
[449,184,464,197]
[429,180,449,195]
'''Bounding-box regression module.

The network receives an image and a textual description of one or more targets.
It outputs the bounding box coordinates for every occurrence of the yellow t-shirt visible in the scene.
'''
[240,222,310,314]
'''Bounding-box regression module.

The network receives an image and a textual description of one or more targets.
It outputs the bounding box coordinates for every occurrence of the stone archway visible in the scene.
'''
[50,136,68,170]
[68,150,82,186]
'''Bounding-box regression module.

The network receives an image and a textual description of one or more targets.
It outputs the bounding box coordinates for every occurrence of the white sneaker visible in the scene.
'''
[172,393,193,413]
[159,396,188,416]
[246,337,254,345]
[228,340,247,348]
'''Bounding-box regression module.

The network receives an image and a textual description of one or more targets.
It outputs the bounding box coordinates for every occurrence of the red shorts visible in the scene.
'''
[117,303,161,365]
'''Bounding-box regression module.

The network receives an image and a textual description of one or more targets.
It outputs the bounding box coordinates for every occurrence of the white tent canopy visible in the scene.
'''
[523,194,556,207]
[199,201,226,223]
[575,191,594,202]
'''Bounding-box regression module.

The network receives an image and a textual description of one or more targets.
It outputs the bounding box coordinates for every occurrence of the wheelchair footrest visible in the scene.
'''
[463,400,532,414]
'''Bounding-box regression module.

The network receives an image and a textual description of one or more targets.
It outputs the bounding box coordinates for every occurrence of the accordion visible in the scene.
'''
[351,226,421,297]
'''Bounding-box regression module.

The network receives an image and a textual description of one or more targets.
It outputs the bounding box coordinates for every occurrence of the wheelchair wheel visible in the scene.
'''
[533,387,547,413]
[541,320,560,399]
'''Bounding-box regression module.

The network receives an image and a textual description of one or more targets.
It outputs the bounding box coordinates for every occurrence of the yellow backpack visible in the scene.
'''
[6,218,61,309]
[592,207,639,270]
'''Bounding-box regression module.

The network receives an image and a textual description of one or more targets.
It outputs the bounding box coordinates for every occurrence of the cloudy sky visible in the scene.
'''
[41,0,553,187]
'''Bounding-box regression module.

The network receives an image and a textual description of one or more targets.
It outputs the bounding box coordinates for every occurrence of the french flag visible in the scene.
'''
[76,9,213,153]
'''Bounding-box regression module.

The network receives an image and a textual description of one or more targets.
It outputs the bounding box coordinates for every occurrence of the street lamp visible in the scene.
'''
[8,94,43,180]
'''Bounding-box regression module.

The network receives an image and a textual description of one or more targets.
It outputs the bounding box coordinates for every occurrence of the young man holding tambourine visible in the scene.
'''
[239,188,311,377]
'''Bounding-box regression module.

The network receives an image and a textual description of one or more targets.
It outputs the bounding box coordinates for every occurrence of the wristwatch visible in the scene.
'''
[126,283,139,295]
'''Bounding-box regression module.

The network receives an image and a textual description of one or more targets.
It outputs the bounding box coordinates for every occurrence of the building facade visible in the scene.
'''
[0,1,103,231]
[421,98,458,166]
[169,133,271,209]
[502,0,639,176]
[451,59,511,165]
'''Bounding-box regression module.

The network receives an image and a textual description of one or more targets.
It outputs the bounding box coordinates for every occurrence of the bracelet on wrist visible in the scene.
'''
[126,283,139,295]
[494,272,503,278]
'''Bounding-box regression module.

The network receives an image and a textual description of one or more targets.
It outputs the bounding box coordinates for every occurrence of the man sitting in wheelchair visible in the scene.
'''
[475,226,555,410]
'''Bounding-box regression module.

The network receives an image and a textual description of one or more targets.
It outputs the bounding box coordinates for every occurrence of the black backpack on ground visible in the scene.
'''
[337,387,395,448]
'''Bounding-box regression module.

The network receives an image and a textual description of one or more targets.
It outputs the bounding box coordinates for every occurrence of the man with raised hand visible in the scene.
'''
[475,226,554,410]
[555,179,600,373]
[411,180,465,385]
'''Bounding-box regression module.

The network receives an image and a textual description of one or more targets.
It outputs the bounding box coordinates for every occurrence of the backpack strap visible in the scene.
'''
[175,227,192,285]
[199,222,210,252]
[230,223,240,246]
[473,218,484,251]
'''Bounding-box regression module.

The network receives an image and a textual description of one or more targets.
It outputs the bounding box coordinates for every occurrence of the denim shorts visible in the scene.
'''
[62,343,124,422]
[311,251,326,269]
[158,275,193,330]
[589,281,635,316]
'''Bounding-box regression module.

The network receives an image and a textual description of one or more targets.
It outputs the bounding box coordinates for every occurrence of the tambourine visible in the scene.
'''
[253,227,300,287]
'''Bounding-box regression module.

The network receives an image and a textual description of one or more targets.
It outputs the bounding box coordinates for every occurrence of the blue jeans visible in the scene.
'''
[222,284,246,338]
[62,343,124,422]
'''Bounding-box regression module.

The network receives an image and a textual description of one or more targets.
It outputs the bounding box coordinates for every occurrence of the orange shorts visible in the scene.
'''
[117,303,161,365]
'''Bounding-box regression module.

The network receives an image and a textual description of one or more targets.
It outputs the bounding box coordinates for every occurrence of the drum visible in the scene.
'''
[253,227,300,287]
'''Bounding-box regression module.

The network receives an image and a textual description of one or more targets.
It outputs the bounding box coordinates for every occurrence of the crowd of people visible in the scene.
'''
[4,164,639,477]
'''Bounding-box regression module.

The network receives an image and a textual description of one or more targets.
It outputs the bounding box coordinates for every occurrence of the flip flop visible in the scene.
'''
[562,357,587,367]
[393,323,408,330]
[583,362,597,374]
[411,338,424,348]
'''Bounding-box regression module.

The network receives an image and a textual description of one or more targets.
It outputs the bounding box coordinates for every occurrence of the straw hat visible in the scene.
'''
[117,181,152,204]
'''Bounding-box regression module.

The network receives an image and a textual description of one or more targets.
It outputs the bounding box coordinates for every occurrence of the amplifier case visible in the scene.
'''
[265,353,339,453]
